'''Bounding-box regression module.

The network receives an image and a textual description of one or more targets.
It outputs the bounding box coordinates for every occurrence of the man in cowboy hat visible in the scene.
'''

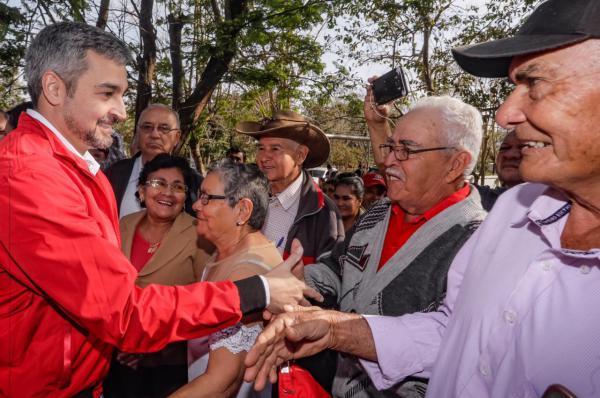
[244,0,600,397]
[237,110,344,391]
[236,110,343,268]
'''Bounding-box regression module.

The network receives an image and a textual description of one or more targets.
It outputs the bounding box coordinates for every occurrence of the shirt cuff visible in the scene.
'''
[258,275,270,307]
[359,315,423,390]
[233,276,267,315]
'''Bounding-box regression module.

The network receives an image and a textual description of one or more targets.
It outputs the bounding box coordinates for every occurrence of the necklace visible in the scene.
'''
[147,241,161,254]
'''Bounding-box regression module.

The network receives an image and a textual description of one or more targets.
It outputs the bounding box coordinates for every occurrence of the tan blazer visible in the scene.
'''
[120,210,211,288]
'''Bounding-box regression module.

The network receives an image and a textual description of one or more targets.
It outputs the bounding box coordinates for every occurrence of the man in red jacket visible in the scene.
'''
[0,22,317,398]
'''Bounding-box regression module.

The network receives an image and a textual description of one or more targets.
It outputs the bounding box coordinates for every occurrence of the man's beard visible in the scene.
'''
[64,112,114,150]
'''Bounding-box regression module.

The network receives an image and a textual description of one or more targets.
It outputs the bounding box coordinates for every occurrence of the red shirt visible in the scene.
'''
[130,229,159,272]
[378,185,471,270]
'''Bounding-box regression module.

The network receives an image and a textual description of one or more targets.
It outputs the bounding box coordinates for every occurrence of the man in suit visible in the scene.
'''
[106,103,200,217]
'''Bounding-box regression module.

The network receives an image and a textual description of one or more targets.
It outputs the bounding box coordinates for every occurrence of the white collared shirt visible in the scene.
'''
[262,172,304,254]
[27,109,100,175]
[119,155,143,219]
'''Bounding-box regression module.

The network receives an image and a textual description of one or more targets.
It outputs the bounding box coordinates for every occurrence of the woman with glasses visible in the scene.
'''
[171,160,279,398]
[333,175,365,232]
[104,154,211,398]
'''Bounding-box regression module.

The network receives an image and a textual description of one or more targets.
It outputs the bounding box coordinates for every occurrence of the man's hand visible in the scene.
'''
[244,306,337,391]
[263,239,323,314]
[364,76,394,170]
[364,76,393,126]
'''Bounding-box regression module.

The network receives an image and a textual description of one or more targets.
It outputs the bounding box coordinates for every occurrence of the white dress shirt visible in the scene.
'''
[119,155,143,219]
[26,109,100,175]
[262,173,303,254]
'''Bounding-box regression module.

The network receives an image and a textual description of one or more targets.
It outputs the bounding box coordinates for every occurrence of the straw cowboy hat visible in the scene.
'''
[235,110,330,168]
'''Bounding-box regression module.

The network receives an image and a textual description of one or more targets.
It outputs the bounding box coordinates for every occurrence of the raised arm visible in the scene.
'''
[364,78,394,171]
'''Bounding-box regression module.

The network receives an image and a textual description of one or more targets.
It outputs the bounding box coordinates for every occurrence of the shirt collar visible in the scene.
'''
[273,172,304,211]
[511,186,571,228]
[391,184,471,223]
[513,185,600,258]
[27,109,101,175]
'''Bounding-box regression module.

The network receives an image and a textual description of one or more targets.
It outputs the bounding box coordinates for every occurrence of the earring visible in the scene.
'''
[236,221,244,226]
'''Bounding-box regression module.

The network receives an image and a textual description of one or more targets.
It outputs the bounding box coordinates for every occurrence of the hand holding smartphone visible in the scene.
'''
[371,67,409,105]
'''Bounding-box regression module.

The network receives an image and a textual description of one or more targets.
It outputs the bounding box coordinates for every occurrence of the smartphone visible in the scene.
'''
[371,67,409,105]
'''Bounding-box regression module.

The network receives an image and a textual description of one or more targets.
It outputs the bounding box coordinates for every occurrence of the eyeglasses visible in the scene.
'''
[145,179,187,194]
[138,123,180,135]
[379,143,454,161]
[197,192,230,205]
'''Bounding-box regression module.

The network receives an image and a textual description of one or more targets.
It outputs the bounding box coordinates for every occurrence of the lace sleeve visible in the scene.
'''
[208,323,263,355]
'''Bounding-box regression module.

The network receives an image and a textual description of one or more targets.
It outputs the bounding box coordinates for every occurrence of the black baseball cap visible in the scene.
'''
[452,0,600,78]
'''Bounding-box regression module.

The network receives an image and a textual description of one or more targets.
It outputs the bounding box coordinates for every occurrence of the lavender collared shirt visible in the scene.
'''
[360,183,600,397]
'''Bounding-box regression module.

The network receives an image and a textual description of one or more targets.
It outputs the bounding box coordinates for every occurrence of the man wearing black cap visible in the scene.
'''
[244,1,600,397]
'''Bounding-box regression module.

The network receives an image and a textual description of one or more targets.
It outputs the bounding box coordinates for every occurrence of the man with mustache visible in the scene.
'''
[245,0,600,397]
[0,22,318,398]
[302,95,487,397]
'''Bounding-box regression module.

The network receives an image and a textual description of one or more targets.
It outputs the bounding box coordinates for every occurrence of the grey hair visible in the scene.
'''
[412,95,483,175]
[138,103,181,129]
[25,22,132,105]
[206,159,270,230]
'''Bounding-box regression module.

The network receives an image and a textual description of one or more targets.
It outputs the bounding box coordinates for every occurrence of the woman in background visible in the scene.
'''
[171,160,278,398]
[333,175,365,232]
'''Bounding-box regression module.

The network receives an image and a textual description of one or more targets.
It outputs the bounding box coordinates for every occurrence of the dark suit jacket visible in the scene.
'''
[104,152,201,216]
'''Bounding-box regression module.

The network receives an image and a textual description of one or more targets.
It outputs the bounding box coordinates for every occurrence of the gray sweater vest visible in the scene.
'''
[306,186,486,398]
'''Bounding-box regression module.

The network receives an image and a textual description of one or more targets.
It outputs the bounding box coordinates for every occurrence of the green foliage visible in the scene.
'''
[0,0,546,173]
[0,4,26,109]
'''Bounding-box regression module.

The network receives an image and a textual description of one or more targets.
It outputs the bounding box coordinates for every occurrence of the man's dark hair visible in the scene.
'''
[226,146,245,162]
[7,101,33,130]
[25,22,132,105]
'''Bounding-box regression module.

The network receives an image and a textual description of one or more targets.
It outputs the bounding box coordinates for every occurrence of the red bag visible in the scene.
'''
[278,363,331,397]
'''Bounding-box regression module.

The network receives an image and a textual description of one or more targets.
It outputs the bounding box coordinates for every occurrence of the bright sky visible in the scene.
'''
[318,0,492,86]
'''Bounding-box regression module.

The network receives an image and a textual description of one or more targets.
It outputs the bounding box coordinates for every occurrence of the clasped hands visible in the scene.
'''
[243,304,338,391]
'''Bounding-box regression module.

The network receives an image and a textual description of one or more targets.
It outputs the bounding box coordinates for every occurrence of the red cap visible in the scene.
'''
[362,172,386,188]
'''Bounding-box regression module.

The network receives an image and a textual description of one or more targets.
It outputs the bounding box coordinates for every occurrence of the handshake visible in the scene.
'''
[260,239,323,314]
[244,244,372,391]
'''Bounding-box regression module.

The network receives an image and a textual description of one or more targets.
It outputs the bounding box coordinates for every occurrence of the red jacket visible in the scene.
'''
[0,114,242,397]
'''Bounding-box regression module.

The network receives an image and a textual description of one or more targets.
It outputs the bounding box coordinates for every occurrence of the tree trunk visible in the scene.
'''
[421,27,434,95]
[189,135,203,173]
[175,0,249,153]
[96,0,110,29]
[134,0,157,129]
[168,13,184,110]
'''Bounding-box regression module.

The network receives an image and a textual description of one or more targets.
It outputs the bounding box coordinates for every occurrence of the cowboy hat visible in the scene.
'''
[235,110,330,168]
